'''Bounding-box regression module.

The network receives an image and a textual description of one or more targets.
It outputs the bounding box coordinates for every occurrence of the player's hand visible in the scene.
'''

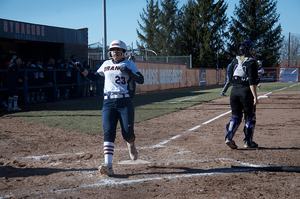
[75,62,85,72]
[253,98,259,105]
[120,66,132,75]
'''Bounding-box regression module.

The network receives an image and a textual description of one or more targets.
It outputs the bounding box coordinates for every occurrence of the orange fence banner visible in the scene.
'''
[134,61,226,93]
[135,62,187,93]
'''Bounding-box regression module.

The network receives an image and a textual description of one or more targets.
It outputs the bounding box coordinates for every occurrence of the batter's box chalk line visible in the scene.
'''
[118,159,150,165]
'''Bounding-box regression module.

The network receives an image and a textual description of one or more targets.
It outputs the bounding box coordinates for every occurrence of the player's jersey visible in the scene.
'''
[97,59,140,94]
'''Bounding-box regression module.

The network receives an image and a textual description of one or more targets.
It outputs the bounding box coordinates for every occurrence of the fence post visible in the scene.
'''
[23,69,28,104]
[76,70,81,98]
[53,68,57,100]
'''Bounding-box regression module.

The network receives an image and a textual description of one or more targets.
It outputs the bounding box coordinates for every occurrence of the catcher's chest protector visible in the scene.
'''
[233,57,254,78]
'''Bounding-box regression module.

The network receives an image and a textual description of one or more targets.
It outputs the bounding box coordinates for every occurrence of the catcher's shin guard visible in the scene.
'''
[225,115,242,140]
[243,114,256,142]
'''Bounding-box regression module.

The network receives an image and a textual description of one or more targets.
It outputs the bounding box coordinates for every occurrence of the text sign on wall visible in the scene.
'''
[0,18,87,45]
[199,69,206,86]
[261,68,277,82]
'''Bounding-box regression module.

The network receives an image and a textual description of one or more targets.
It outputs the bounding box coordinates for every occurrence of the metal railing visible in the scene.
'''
[0,68,104,104]
[133,55,192,68]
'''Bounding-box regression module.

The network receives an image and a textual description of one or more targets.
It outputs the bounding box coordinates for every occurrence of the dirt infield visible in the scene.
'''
[0,90,300,198]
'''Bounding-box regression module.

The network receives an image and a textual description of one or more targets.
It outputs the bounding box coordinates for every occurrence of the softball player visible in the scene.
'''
[256,60,264,90]
[79,40,144,176]
[225,40,259,149]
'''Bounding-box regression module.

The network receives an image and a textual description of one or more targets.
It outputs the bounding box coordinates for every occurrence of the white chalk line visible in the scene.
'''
[4,82,298,160]
[0,157,264,198]
[52,168,255,194]
[155,96,198,103]
[1,83,299,198]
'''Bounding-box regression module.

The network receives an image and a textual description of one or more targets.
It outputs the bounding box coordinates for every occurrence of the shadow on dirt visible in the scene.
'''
[110,166,260,179]
[0,165,97,178]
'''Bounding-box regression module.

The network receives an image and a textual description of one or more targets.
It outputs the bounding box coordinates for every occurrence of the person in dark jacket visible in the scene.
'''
[6,56,24,111]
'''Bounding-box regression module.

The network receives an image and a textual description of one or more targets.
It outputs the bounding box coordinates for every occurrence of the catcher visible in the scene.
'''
[224,40,259,149]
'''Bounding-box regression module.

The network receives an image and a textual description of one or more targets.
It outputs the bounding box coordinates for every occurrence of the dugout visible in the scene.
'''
[0,18,88,66]
[0,18,105,103]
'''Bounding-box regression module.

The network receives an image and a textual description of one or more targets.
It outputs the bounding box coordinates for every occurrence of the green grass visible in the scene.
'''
[3,82,300,134]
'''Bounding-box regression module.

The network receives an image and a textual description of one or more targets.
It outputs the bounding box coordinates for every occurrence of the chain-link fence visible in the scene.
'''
[133,55,192,68]
[88,42,103,61]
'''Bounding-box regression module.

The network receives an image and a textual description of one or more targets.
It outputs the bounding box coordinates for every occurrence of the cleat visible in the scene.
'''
[127,143,138,160]
[12,106,22,111]
[220,93,226,97]
[7,107,13,112]
[98,163,114,176]
[244,141,258,148]
[225,138,238,149]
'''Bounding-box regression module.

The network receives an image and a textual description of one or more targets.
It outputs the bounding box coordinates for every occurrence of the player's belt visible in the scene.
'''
[104,93,130,99]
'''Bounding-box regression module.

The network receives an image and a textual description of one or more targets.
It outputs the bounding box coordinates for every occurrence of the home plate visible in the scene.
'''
[118,159,150,165]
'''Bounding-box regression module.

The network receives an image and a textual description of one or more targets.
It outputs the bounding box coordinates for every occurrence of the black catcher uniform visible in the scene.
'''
[225,40,259,149]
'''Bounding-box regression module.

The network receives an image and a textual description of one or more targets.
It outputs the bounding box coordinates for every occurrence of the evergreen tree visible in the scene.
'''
[228,0,283,67]
[176,0,201,61]
[157,0,179,56]
[176,0,228,68]
[136,0,160,56]
[196,0,228,68]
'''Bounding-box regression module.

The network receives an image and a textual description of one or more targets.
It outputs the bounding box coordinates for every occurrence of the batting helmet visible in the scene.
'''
[108,40,128,59]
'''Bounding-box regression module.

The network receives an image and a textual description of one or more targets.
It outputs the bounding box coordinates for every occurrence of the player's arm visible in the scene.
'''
[228,58,236,82]
[79,64,102,81]
[250,85,258,105]
[120,66,144,84]
[249,61,259,105]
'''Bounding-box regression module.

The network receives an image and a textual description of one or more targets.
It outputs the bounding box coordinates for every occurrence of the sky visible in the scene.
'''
[0,0,299,50]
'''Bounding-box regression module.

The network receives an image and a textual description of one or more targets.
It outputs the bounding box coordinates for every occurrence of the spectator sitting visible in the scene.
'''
[63,59,71,99]
[54,58,65,100]
[36,59,46,102]
[24,59,37,104]
[69,55,78,98]
[43,57,54,101]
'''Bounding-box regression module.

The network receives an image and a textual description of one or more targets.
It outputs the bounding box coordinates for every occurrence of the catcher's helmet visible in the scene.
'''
[108,40,128,59]
[237,40,256,57]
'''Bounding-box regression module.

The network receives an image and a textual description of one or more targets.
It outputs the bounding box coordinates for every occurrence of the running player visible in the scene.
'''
[79,40,144,176]
[224,40,259,149]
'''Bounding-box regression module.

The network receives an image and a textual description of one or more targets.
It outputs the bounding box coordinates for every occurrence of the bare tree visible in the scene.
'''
[280,33,300,67]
